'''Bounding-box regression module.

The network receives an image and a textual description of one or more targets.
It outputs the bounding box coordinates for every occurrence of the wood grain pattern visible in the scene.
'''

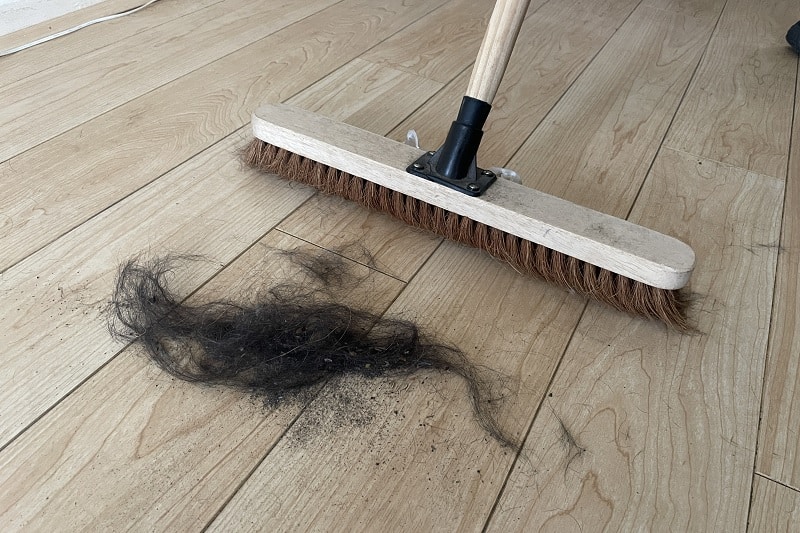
[0,34,447,525]
[279,0,647,285]
[209,6,595,526]
[663,0,797,179]
[208,244,588,532]
[389,0,642,165]
[0,0,338,163]
[0,131,314,448]
[487,149,784,532]
[0,0,221,84]
[756,68,800,490]
[277,58,445,281]
[360,0,503,83]
[0,231,405,530]
[0,0,796,530]
[748,475,800,533]
[505,0,726,215]
[0,0,138,49]
[0,0,448,272]
[206,5,698,527]
[286,58,444,137]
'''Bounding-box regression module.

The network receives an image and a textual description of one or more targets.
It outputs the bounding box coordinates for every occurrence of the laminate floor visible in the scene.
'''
[1,0,797,530]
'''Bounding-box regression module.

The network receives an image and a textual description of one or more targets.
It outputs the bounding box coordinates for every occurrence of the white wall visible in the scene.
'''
[0,0,105,36]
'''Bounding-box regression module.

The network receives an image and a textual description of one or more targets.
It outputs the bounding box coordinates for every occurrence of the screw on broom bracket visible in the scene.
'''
[407,96,496,197]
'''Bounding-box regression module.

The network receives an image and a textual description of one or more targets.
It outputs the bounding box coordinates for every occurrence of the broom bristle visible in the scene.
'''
[244,139,689,330]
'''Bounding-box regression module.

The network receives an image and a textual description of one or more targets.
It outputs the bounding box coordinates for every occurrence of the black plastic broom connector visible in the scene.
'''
[407,96,496,197]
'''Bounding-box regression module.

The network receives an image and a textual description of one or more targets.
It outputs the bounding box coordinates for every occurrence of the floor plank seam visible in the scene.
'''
[498,0,646,168]
[479,303,589,532]
[198,387,327,531]
[0,0,456,455]
[0,0,227,76]
[0,343,126,455]
[749,52,799,517]
[621,0,729,222]
[1,0,454,272]
[387,61,474,143]
[273,226,410,284]
[274,0,455,107]
[0,124,251,276]
[2,0,795,528]
[0,0,343,164]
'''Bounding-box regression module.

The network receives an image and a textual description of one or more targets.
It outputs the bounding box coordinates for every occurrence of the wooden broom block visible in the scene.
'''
[252,103,695,290]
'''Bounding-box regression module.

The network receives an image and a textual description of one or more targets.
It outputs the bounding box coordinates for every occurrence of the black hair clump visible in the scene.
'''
[107,249,518,448]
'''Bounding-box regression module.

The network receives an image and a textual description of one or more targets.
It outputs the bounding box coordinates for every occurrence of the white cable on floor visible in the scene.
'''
[0,0,162,58]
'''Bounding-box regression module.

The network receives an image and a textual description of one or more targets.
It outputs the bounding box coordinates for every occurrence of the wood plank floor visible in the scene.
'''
[0,0,797,530]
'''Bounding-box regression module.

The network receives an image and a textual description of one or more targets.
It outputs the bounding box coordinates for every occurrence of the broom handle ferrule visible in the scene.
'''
[466,0,531,104]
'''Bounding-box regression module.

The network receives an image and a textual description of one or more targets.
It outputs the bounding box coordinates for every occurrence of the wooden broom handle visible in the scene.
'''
[466,0,531,104]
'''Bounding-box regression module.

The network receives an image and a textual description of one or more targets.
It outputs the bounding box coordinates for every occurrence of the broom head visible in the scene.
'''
[244,104,695,329]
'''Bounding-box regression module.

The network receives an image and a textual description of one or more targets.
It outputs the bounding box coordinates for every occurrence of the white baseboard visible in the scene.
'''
[0,0,105,36]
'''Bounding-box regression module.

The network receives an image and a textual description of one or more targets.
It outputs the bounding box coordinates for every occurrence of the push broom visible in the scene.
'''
[244,0,695,329]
